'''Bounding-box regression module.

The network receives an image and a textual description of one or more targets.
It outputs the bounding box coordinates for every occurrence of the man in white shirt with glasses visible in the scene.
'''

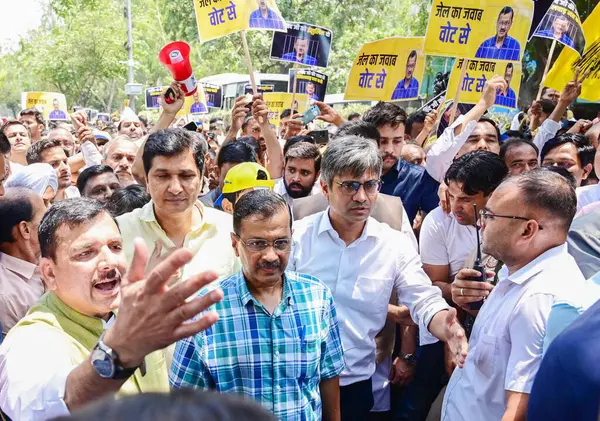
[289,135,468,421]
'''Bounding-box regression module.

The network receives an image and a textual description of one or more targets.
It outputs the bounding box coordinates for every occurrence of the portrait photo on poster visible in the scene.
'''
[270,22,333,68]
[23,92,68,121]
[248,0,286,31]
[288,69,328,102]
[533,0,585,55]
[391,49,421,100]
[202,83,223,108]
[474,6,522,60]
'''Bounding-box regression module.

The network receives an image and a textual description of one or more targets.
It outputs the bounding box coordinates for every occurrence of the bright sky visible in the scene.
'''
[0,0,45,52]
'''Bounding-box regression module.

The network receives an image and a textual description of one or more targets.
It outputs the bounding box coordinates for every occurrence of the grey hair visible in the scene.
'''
[321,135,383,187]
[509,168,576,232]
[233,189,291,235]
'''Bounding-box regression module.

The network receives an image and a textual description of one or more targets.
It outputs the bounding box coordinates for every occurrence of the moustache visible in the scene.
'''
[382,153,396,161]
[257,261,281,270]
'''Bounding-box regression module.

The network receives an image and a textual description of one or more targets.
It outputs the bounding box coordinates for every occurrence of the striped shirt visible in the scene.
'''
[170,270,345,421]
[475,35,521,61]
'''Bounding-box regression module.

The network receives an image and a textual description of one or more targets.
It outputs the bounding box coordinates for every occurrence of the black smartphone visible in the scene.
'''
[183,121,200,132]
[164,87,176,105]
[310,129,329,144]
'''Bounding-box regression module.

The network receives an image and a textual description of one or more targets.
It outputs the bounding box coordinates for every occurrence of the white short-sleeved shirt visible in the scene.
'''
[419,206,477,278]
[441,244,586,421]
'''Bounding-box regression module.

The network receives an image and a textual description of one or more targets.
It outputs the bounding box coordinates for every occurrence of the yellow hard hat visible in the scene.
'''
[222,162,275,194]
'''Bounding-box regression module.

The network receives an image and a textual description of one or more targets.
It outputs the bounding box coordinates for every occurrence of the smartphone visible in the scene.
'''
[310,129,329,144]
[301,104,321,125]
[183,121,201,132]
[164,87,176,105]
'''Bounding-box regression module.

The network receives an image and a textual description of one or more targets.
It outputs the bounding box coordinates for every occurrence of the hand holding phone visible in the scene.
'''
[300,104,321,125]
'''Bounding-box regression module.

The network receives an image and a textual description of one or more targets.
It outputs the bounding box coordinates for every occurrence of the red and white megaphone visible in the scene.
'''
[159,41,197,96]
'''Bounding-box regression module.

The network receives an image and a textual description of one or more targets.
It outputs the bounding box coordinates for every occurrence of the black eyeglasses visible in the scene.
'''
[479,210,543,230]
[335,180,382,196]
[233,233,292,252]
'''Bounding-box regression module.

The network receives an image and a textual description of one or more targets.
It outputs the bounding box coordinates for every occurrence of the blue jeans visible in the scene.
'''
[393,341,447,421]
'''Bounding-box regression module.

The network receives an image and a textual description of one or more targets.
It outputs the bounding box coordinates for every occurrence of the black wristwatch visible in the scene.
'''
[398,351,417,366]
[91,332,140,380]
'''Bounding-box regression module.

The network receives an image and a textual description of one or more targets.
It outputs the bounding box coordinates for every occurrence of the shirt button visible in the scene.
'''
[275,351,280,356]
[276,385,281,391]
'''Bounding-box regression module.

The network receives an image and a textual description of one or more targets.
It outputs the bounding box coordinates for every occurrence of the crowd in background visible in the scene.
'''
[0,74,599,421]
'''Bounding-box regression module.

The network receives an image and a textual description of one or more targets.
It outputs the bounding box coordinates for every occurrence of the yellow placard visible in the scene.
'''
[177,84,209,116]
[545,2,600,102]
[345,37,425,101]
[446,58,521,108]
[194,0,286,42]
[262,92,308,126]
[21,92,68,120]
[194,0,250,42]
[424,0,533,61]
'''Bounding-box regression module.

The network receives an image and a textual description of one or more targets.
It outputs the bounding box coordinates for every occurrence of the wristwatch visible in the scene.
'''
[91,332,140,380]
[398,351,417,366]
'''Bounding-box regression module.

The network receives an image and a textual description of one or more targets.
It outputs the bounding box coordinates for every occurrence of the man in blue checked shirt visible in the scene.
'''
[249,0,285,30]
[391,50,420,100]
[494,62,517,108]
[475,6,521,61]
[170,189,344,421]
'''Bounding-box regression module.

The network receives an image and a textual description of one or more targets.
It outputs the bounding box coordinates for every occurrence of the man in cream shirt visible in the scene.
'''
[117,128,239,282]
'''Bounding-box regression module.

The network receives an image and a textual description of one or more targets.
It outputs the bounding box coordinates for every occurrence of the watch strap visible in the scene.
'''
[95,332,141,380]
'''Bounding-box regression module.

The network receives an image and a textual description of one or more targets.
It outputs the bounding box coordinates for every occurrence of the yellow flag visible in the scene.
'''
[545,2,600,101]
[446,58,521,108]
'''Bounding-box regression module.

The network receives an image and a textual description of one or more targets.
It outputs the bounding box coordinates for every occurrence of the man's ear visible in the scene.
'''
[320,178,329,200]
[17,221,32,241]
[222,198,234,215]
[582,163,593,181]
[40,257,58,291]
[230,232,240,258]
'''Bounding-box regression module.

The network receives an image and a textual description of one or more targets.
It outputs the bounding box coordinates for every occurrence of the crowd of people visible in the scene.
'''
[0,73,599,421]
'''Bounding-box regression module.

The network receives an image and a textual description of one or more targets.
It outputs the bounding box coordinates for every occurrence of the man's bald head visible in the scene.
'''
[103,137,139,186]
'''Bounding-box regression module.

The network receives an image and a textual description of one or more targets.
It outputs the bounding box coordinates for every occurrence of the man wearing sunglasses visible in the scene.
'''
[289,135,468,421]
[171,189,345,421]
[443,169,595,421]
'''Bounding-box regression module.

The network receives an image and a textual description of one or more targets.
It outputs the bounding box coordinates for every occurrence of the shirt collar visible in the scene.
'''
[237,271,294,309]
[0,251,38,279]
[139,199,209,233]
[497,243,568,285]
[317,208,379,241]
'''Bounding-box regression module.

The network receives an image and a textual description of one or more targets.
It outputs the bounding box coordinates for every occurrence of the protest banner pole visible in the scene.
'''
[449,58,468,125]
[290,62,299,111]
[241,31,258,95]
[536,39,557,101]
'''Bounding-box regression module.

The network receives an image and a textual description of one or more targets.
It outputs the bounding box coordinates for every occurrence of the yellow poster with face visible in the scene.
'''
[345,37,425,101]
[177,84,209,116]
[545,2,600,102]
[262,92,308,126]
[194,0,286,42]
[446,58,521,108]
[21,92,68,120]
[424,0,533,61]
[194,0,250,42]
